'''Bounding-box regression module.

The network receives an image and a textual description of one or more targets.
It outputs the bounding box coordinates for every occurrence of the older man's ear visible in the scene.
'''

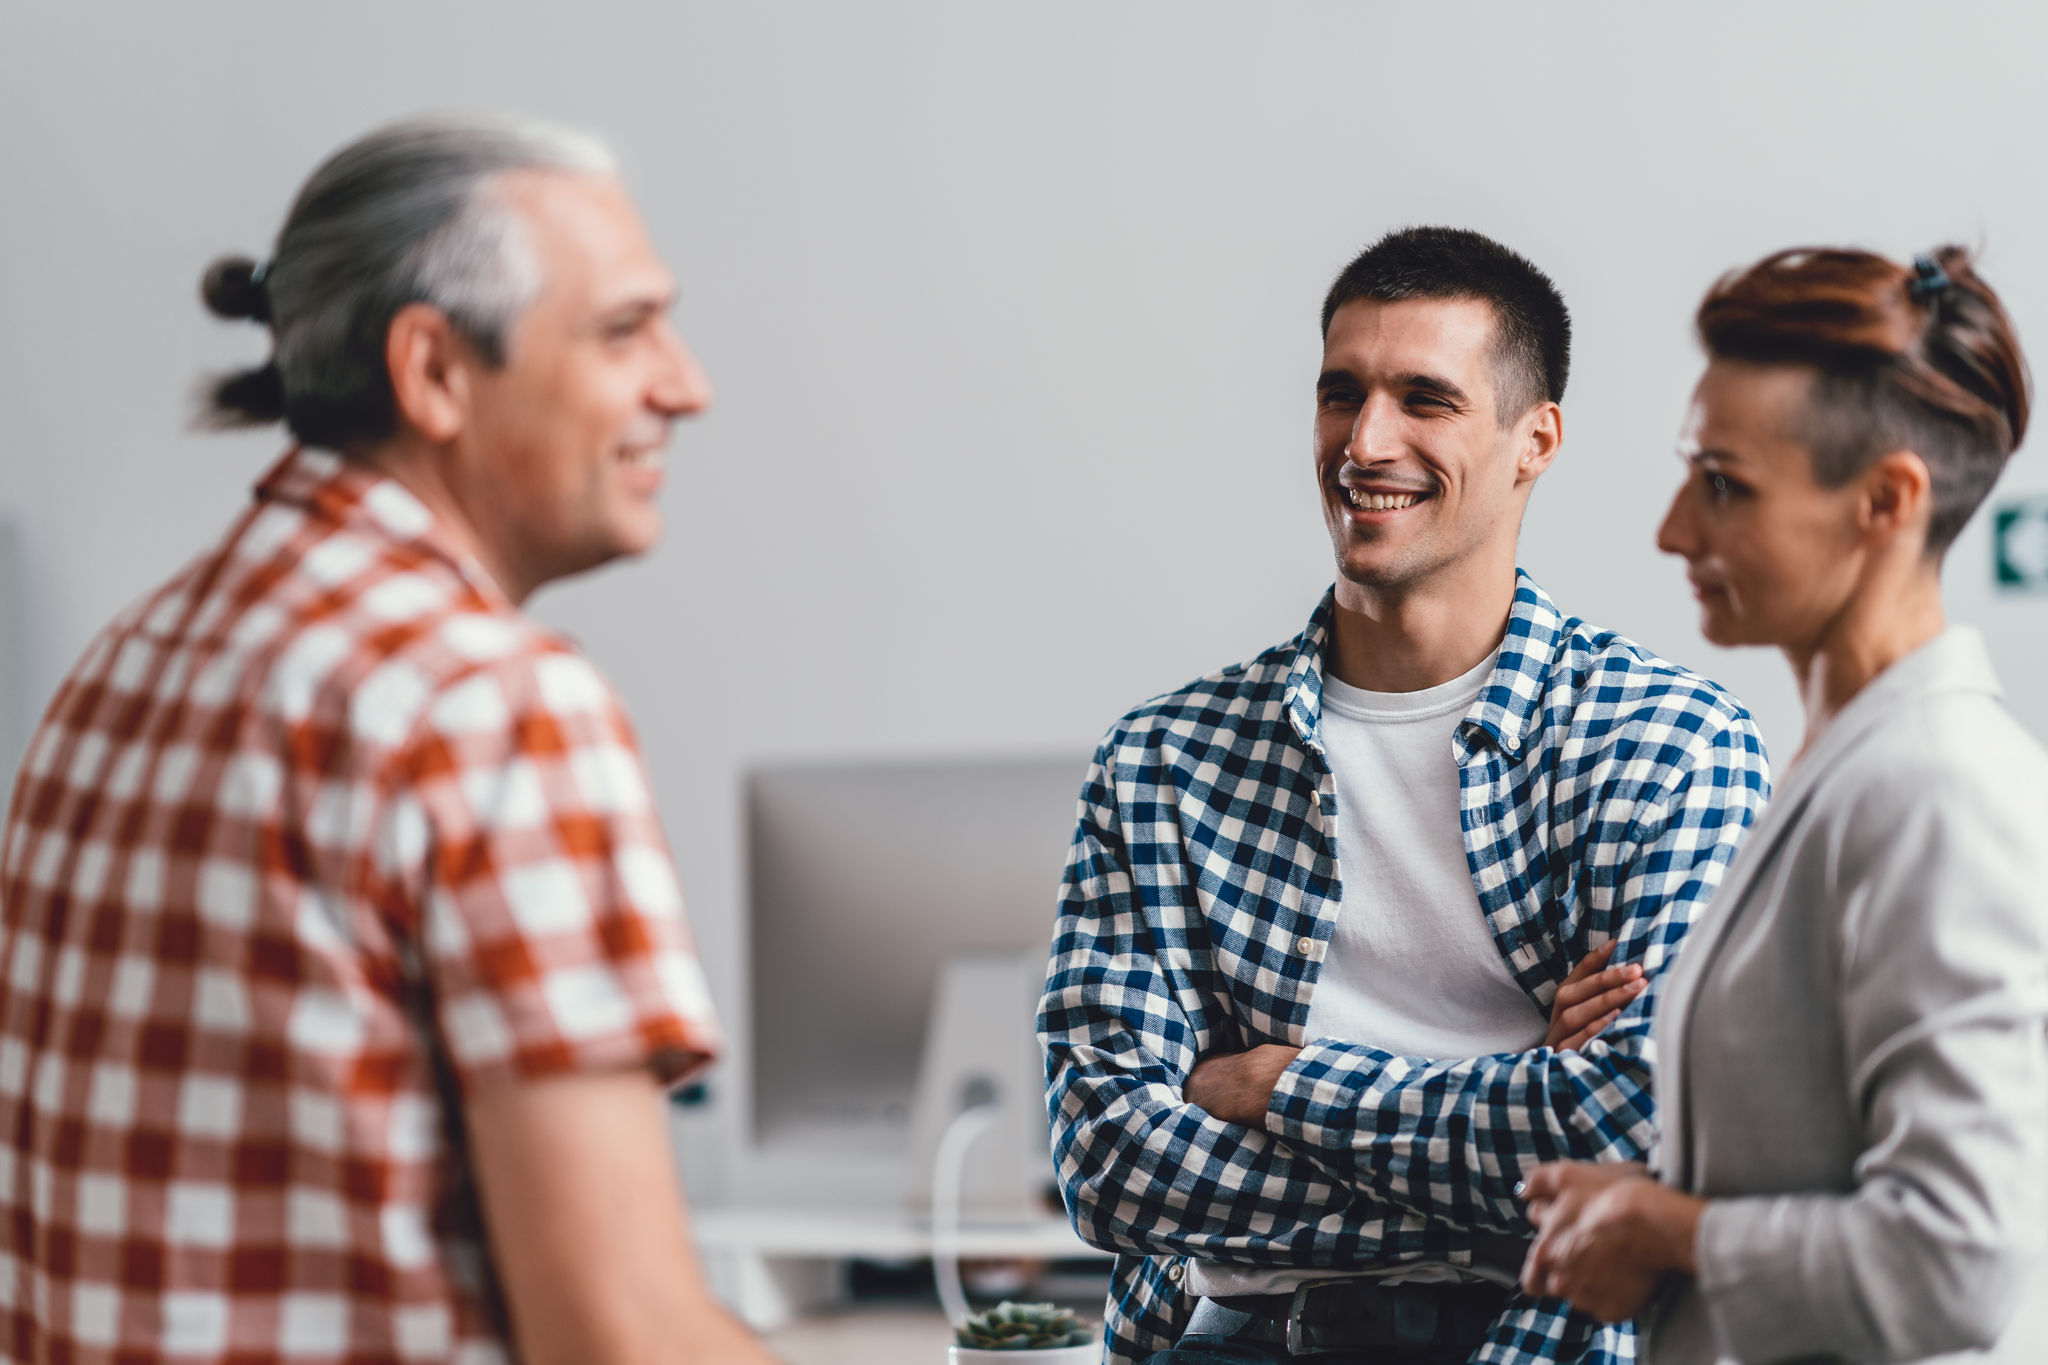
[383,302,475,445]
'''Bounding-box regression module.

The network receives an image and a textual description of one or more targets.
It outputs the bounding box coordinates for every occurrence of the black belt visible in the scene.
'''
[1207,1278,1512,1357]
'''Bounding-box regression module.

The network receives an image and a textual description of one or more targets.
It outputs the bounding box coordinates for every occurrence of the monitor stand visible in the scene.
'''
[904,951,1057,1226]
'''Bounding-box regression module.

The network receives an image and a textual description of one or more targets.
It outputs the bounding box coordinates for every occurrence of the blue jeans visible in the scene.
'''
[1140,1345,1281,1364]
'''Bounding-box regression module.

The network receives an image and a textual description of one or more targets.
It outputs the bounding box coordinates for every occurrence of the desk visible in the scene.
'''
[762,1306,955,1365]
[763,1304,1106,1365]
[693,1208,1110,1329]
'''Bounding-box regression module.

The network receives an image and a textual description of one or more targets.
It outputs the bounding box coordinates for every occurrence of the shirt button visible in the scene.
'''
[1297,936,1315,954]
[1168,1262,1185,1283]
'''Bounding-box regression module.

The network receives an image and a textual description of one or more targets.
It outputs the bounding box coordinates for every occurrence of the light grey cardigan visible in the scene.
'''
[1646,627,2048,1364]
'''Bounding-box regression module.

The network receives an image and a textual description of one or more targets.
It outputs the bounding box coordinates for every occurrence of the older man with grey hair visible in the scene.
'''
[0,114,778,1363]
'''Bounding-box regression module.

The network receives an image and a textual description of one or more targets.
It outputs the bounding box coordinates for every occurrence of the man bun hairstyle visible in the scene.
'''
[1321,226,1572,424]
[1697,245,2031,552]
[200,257,288,422]
[202,256,272,323]
[200,111,617,450]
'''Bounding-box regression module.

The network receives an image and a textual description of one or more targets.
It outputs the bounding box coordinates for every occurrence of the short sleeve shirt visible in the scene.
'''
[0,448,722,1362]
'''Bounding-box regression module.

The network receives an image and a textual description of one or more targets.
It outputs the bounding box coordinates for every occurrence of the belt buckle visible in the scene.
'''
[1283,1278,1355,1358]
[1285,1278,1453,1357]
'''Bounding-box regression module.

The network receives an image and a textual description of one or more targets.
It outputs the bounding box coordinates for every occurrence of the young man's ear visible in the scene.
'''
[385,304,473,444]
[1517,401,1564,482]
[1860,450,1934,544]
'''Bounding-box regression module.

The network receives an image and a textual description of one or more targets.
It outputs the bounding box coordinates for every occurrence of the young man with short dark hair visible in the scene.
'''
[1039,227,1770,1365]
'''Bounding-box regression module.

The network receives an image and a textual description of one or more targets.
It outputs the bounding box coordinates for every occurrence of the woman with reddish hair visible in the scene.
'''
[1517,246,2048,1363]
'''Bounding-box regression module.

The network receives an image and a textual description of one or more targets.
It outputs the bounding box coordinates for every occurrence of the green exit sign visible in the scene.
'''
[1994,498,2048,591]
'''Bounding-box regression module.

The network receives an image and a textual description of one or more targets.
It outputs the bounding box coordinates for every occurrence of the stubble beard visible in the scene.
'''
[1332,524,1440,596]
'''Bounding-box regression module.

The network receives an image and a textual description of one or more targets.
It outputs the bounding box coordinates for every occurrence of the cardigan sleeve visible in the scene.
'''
[1691,740,2048,1362]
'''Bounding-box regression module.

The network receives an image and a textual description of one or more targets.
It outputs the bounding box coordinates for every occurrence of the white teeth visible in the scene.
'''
[1346,488,1419,511]
[620,448,664,468]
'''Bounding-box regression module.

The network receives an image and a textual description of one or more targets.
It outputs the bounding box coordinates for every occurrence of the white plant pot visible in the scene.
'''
[949,1346,1099,1365]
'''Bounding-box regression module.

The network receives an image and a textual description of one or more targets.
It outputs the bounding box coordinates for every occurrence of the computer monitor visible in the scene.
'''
[745,754,1091,1177]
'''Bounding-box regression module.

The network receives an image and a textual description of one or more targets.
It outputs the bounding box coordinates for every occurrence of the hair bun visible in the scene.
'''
[202,361,287,428]
[201,255,271,323]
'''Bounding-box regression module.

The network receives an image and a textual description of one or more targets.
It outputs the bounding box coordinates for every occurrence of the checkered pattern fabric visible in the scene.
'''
[0,448,721,1362]
[1039,575,1769,1365]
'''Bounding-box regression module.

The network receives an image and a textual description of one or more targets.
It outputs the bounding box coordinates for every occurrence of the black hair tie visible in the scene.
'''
[1907,254,1952,305]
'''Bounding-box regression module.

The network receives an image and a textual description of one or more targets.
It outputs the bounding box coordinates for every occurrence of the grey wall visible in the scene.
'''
[5,2,2048,1205]
[0,522,24,785]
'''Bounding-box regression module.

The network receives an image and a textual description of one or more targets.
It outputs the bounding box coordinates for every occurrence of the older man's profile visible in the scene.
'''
[0,114,779,1364]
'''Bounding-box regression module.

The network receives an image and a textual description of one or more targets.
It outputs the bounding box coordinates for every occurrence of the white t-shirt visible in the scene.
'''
[1190,648,1546,1297]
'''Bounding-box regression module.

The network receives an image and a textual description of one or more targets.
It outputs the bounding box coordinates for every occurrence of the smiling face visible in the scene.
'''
[1314,296,1556,600]
[453,169,710,596]
[1656,359,1867,648]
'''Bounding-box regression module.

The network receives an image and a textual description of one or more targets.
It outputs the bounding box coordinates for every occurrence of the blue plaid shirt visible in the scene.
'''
[1039,573,1769,1365]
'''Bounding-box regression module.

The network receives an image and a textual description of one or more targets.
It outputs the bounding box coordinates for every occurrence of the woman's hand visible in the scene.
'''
[1518,1161,1704,1323]
[1545,941,1647,1052]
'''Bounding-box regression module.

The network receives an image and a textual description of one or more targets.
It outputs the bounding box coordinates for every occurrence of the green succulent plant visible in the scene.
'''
[953,1301,1092,1351]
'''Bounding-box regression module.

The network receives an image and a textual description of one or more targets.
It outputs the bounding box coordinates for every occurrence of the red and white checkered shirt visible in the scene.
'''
[0,448,722,1362]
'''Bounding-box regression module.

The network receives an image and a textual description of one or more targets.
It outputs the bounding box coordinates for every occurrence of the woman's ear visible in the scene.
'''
[1859,449,1934,546]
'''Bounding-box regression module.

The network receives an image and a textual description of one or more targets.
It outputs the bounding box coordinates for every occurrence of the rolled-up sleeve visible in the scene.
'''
[1040,742,1400,1265]
[386,649,723,1092]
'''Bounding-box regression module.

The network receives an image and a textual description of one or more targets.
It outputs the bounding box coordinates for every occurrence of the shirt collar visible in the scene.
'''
[1779,624,2001,787]
[1839,623,2000,710]
[251,446,512,608]
[1285,569,1565,759]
